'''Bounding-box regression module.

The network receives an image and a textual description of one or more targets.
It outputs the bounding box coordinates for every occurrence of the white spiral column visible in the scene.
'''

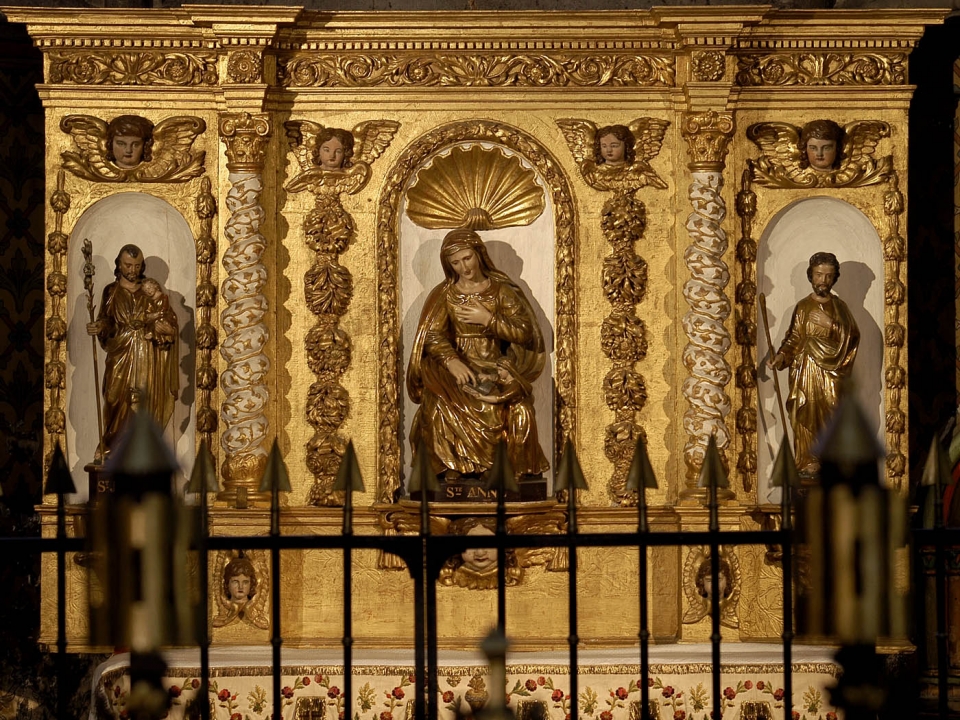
[218,112,271,506]
[679,111,735,499]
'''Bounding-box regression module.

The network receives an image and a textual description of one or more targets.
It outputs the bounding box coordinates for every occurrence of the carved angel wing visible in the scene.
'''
[351,119,401,167]
[627,117,670,164]
[131,116,206,182]
[555,119,597,166]
[60,115,122,182]
[842,120,890,165]
[745,122,816,188]
[285,119,327,174]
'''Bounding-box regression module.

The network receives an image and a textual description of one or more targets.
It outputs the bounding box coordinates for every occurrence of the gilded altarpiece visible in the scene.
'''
[13,6,944,654]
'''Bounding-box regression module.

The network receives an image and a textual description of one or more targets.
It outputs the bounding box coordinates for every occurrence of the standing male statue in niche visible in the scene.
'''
[86,244,179,460]
[769,252,859,477]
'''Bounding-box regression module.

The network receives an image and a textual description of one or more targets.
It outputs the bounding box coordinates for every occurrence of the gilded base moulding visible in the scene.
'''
[17,6,944,654]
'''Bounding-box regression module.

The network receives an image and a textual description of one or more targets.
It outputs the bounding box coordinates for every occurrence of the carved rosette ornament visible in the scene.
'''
[285,120,400,506]
[44,170,71,471]
[278,52,675,89]
[555,118,668,505]
[679,111,735,494]
[227,50,264,84]
[691,51,725,82]
[218,113,272,505]
[194,177,219,449]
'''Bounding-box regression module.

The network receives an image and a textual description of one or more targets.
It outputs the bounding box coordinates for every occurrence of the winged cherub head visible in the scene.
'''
[799,119,844,172]
[106,115,155,169]
[313,127,355,171]
[594,124,635,167]
[223,556,258,605]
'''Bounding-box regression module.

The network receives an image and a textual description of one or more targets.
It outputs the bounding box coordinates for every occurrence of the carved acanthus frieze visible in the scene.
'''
[48,50,218,86]
[746,121,894,189]
[735,52,906,87]
[279,53,675,88]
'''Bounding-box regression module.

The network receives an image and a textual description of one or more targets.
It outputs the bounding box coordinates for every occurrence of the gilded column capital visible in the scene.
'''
[681,111,734,172]
[219,112,271,172]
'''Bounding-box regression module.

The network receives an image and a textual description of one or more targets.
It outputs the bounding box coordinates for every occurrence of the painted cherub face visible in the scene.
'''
[461,526,496,573]
[228,573,252,603]
[805,137,838,171]
[112,135,146,168]
[599,133,627,166]
[317,137,346,170]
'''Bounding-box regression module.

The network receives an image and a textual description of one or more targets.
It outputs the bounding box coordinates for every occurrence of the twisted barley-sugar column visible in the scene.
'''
[679,111,735,500]
[218,113,271,507]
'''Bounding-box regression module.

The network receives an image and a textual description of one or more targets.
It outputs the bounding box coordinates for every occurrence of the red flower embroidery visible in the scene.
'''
[392,687,405,700]
[380,713,393,720]
[328,687,341,699]
[674,712,686,720]
[525,679,537,692]
[231,714,242,720]
[662,686,675,699]
[616,687,629,700]
[408,675,416,684]
[218,690,231,702]
[302,677,311,686]
[723,687,737,700]
[168,686,182,698]
[551,690,564,702]
[792,713,800,720]
[774,689,784,701]
[600,712,613,720]
[744,681,753,690]
[826,714,837,720]
[443,691,454,704]
[191,679,200,689]
[281,687,295,699]
[537,676,546,687]
[756,681,765,691]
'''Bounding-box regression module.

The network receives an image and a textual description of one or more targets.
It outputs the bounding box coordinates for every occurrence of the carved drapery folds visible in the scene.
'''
[218,113,272,504]
[278,52,675,89]
[680,111,735,494]
[285,120,400,506]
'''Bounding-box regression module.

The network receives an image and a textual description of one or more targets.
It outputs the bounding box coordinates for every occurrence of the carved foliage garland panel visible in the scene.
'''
[376,121,578,505]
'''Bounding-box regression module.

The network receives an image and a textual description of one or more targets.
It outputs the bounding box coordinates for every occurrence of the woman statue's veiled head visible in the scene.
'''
[439,228,497,282]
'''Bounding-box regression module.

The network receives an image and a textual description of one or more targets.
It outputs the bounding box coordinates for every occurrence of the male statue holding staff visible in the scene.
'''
[768,252,859,477]
[86,244,179,460]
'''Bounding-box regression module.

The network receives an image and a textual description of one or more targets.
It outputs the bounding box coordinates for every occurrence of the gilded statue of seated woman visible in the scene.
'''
[406,229,549,496]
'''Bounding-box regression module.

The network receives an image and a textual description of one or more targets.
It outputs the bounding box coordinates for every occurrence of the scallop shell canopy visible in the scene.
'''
[406,144,545,231]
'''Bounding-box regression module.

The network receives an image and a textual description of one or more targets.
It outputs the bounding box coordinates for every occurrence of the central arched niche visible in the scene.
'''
[756,196,884,500]
[65,192,197,499]
[400,141,556,492]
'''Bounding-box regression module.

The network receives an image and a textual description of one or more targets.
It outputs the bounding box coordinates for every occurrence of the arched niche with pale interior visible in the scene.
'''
[66,192,196,499]
[756,196,884,501]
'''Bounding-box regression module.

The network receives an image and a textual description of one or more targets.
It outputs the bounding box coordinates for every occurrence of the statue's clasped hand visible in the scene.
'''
[86,320,104,336]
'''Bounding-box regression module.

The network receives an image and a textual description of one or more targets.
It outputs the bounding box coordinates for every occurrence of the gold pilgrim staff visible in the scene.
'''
[81,238,105,456]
